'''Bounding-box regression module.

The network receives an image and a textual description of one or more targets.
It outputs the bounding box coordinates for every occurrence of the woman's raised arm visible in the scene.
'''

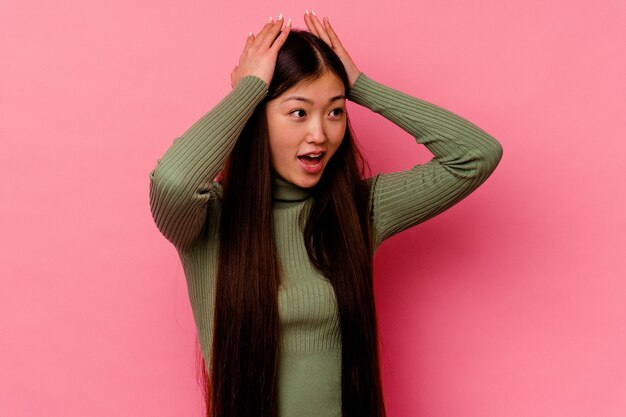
[149,17,291,251]
[349,72,503,248]
[306,12,502,248]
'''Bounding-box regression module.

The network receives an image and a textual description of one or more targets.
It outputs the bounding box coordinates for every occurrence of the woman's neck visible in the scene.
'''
[272,175,311,202]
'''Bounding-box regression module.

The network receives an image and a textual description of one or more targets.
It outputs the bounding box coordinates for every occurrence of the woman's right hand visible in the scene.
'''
[230,16,291,89]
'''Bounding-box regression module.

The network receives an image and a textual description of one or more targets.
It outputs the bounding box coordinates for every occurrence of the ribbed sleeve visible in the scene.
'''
[348,72,503,247]
[149,76,268,251]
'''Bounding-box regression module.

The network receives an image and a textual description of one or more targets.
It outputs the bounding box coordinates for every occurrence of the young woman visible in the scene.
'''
[149,12,503,417]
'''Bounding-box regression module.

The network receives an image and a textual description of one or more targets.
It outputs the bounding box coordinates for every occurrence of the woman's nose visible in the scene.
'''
[306,120,326,143]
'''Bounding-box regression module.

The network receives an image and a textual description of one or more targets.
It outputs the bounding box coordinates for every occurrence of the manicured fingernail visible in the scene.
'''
[269,16,273,22]
[311,9,317,16]
[287,18,292,27]
[305,9,309,15]
[248,32,253,37]
[278,13,283,20]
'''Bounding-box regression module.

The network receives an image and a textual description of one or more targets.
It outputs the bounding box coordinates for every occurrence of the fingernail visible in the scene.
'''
[278,13,283,20]
[311,9,317,16]
[269,16,273,22]
[287,18,292,27]
[248,32,253,37]
[305,9,309,15]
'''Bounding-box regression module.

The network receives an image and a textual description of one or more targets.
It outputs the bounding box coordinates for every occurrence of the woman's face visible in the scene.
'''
[265,71,347,189]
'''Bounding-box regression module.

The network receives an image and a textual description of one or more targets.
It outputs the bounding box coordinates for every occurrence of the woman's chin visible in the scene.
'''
[275,164,326,189]
[293,175,321,189]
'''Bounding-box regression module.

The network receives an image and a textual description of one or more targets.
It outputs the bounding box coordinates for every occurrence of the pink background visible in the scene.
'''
[2,0,625,416]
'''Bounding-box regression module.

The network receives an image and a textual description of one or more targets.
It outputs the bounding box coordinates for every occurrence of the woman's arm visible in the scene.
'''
[303,14,503,248]
[348,72,503,248]
[149,18,290,251]
[149,76,268,250]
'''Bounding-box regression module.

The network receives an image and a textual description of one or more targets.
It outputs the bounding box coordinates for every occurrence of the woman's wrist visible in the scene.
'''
[348,69,361,90]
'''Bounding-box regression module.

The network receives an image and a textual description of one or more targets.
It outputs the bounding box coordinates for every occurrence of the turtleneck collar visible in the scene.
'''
[273,175,311,202]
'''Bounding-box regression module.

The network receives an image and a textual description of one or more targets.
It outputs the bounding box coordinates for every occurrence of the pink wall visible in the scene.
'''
[2,0,625,416]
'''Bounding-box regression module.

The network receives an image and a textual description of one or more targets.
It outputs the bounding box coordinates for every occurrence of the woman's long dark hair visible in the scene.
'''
[199,29,386,417]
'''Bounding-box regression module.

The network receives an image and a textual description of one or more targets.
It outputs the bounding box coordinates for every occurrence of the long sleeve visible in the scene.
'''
[149,75,268,251]
[347,72,503,248]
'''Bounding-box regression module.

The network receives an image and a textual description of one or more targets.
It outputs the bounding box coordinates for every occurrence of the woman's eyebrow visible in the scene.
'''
[281,94,345,104]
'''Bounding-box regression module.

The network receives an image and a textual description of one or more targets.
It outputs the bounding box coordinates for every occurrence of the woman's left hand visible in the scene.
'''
[304,11,360,89]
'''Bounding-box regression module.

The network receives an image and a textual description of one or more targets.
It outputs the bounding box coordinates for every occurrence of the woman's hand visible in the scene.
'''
[231,16,292,89]
[304,11,360,89]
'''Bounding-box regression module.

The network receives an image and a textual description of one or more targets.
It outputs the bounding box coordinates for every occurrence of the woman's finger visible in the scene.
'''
[254,19,276,45]
[323,17,343,50]
[308,11,332,45]
[261,16,285,49]
[304,11,319,37]
[243,31,255,51]
[269,18,291,52]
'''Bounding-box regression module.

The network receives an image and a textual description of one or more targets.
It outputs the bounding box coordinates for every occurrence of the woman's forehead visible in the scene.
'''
[276,73,345,105]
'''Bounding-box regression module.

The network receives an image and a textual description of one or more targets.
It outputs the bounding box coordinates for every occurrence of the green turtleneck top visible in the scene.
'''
[149,72,502,416]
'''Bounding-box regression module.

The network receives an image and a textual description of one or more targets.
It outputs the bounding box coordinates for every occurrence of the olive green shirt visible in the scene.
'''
[149,72,502,416]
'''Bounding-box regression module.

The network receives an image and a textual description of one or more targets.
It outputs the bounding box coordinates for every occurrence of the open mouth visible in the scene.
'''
[297,153,324,166]
[297,152,325,174]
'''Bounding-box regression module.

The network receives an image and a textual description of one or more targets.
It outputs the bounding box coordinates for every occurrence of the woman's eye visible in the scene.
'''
[330,108,344,117]
[290,109,306,118]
